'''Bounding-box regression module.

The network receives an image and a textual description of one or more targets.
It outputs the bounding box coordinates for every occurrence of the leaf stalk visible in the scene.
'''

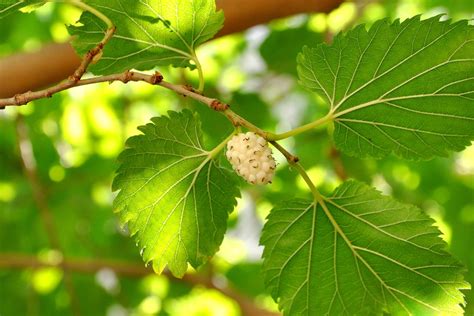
[60,0,114,28]
[270,112,334,140]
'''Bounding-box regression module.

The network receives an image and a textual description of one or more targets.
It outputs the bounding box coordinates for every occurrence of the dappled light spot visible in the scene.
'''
[32,267,63,295]
[0,182,16,202]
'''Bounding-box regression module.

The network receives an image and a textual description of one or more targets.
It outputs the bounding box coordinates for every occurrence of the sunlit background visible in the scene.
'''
[0,0,473,315]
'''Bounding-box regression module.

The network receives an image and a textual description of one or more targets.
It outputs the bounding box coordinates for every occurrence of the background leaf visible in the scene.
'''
[298,16,474,159]
[261,180,469,315]
[260,25,323,76]
[112,110,240,277]
[68,0,224,74]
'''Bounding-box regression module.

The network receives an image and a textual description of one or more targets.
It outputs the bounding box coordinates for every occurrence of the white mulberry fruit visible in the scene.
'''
[226,132,276,185]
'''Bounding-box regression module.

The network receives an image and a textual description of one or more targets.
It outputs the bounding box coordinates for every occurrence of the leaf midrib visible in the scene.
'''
[332,57,474,119]
[141,153,215,264]
[318,199,414,314]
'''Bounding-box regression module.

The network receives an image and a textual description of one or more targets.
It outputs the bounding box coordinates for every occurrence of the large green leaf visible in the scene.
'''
[261,180,469,315]
[298,16,474,159]
[68,0,224,74]
[112,110,239,277]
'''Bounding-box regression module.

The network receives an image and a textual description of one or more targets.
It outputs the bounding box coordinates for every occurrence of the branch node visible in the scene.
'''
[69,73,81,83]
[270,140,299,165]
[14,93,29,106]
[69,44,104,83]
[69,26,116,84]
[224,112,241,127]
[210,99,229,111]
[183,84,202,95]
[150,71,163,84]
[290,155,300,164]
[122,70,134,83]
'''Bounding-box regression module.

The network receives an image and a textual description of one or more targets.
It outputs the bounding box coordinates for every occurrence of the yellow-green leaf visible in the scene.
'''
[112,110,239,277]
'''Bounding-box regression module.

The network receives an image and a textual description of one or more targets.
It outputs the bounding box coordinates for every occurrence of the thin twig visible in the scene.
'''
[329,146,348,180]
[0,253,280,316]
[15,118,60,250]
[63,0,114,29]
[269,141,299,164]
[69,26,116,82]
[269,140,326,202]
[15,117,81,316]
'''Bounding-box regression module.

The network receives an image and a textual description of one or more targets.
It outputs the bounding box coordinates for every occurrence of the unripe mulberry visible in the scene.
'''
[226,132,276,185]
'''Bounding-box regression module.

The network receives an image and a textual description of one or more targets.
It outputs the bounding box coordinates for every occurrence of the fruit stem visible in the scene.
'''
[270,140,325,203]
[192,53,205,92]
[269,141,299,164]
[208,131,236,159]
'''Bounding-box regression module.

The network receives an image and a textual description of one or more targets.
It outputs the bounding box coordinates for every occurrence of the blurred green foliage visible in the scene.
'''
[0,0,473,315]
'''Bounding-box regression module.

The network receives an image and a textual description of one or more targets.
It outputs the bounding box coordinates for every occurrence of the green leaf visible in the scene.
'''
[261,180,469,315]
[68,0,224,75]
[112,110,239,277]
[298,16,474,159]
[0,0,44,18]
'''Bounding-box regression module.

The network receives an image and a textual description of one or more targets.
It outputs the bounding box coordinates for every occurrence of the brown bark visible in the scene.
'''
[217,0,342,36]
[0,0,343,98]
[0,43,81,98]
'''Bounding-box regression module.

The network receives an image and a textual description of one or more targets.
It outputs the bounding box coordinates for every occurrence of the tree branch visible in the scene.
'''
[0,253,279,316]
[0,70,161,107]
[0,70,278,142]
[217,0,344,36]
[0,0,344,98]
